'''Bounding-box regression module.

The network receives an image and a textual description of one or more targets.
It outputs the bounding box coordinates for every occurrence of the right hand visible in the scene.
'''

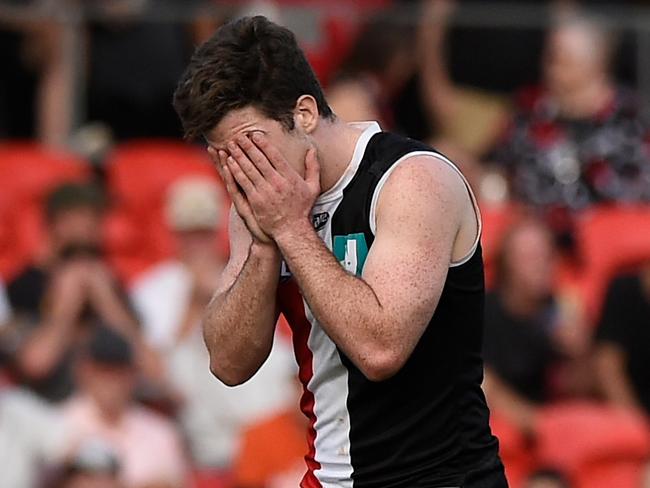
[209,146,275,246]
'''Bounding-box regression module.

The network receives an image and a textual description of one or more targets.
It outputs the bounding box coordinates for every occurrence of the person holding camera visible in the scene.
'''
[7,182,160,403]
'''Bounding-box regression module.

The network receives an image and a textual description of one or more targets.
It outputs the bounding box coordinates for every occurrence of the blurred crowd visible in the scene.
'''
[1,0,650,487]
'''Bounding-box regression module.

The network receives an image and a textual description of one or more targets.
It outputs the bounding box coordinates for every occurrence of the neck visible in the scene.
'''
[312,118,368,194]
[556,77,614,119]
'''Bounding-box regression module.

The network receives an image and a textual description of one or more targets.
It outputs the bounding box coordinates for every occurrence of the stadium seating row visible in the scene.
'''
[0,141,649,315]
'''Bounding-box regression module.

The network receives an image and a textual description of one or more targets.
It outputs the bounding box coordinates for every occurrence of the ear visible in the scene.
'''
[294,95,319,135]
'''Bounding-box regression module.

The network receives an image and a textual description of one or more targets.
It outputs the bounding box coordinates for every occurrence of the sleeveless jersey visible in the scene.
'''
[277,122,503,487]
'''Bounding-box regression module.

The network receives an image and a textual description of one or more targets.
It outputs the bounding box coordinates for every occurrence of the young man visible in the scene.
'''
[173,15,507,488]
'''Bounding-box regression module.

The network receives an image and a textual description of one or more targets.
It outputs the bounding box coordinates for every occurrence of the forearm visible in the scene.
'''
[204,242,281,385]
[19,320,73,379]
[418,5,457,125]
[483,368,538,435]
[595,345,643,411]
[275,221,393,379]
[92,289,140,339]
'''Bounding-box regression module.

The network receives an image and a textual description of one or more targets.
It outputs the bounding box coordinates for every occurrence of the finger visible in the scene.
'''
[208,148,226,179]
[214,149,230,177]
[304,148,320,189]
[236,135,278,180]
[228,141,265,187]
[223,166,270,242]
[207,146,219,164]
[250,133,296,177]
[222,164,254,218]
[226,156,256,197]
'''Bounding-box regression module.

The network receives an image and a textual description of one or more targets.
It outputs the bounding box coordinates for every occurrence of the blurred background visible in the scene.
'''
[1,0,650,487]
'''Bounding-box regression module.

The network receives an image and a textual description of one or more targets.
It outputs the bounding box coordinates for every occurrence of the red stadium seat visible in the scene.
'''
[489,412,534,488]
[0,142,90,280]
[574,205,650,320]
[534,402,650,488]
[306,15,359,86]
[104,140,227,284]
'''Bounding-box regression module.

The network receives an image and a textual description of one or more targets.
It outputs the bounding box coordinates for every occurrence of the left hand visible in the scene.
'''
[225,133,320,239]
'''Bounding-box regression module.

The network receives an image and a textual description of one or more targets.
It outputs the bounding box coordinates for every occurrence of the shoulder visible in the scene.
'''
[8,266,47,291]
[378,153,468,215]
[7,266,48,310]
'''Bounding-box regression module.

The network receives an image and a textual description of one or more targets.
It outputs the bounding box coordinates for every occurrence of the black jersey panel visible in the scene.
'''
[329,132,503,487]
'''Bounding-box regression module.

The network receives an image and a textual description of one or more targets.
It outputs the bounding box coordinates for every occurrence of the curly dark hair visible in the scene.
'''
[173,15,334,140]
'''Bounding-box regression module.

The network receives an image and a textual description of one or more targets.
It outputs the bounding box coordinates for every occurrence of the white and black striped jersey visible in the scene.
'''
[277,122,506,488]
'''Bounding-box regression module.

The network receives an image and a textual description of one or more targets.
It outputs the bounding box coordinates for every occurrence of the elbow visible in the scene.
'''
[358,347,406,382]
[208,357,251,387]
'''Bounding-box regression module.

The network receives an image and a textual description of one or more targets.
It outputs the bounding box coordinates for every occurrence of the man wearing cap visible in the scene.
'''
[61,326,187,488]
[130,177,296,475]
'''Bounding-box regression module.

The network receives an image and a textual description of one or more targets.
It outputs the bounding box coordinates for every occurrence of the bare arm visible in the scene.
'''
[203,207,281,386]
[594,343,644,413]
[482,367,538,435]
[273,158,469,380]
[418,0,458,130]
[36,21,74,146]
[18,319,75,380]
[18,265,85,379]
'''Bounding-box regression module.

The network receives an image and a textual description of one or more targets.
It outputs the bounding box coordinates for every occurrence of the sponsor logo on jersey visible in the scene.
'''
[312,212,330,231]
[333,233,369,276]
[280,260,292,282]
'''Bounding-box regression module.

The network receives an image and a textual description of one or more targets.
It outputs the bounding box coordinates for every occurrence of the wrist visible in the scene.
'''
[273,218,314,249]
[250,240,281,263]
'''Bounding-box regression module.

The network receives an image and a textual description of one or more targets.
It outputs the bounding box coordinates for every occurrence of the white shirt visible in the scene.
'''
[0,388,68,488]
[130,260,296,468]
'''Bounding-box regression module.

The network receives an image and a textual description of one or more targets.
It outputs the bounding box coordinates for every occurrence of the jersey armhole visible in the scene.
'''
[368,151,482,268]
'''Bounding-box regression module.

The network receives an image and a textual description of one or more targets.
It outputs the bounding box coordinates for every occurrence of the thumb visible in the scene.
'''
[304,148,320,190]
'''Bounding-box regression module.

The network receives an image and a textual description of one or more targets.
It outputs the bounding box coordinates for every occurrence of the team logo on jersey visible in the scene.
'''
[312,212,330,231]
[333,233,369,276]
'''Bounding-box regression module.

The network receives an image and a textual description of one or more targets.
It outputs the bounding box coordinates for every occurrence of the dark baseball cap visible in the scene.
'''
[85,325,134,366]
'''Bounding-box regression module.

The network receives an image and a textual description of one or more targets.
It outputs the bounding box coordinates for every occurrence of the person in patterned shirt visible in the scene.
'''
[494,13,650,214]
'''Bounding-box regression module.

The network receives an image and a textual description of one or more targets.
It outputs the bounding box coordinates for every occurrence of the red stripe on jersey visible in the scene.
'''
[278,279,322,487]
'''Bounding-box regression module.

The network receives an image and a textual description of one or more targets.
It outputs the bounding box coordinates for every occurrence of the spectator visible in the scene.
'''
[417,0,512,159]
[594,261,650,417]
[0,355,69,488]
[130,178,295,476]
[493,13,650,214]
[0,2,74,145]
[62,326,187,488]
[130,177,227,351]
[7,182,159,402]
[2,283,73,488]
[482,219,589,432]
[85,0,194,140]
[326,6,415,130]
